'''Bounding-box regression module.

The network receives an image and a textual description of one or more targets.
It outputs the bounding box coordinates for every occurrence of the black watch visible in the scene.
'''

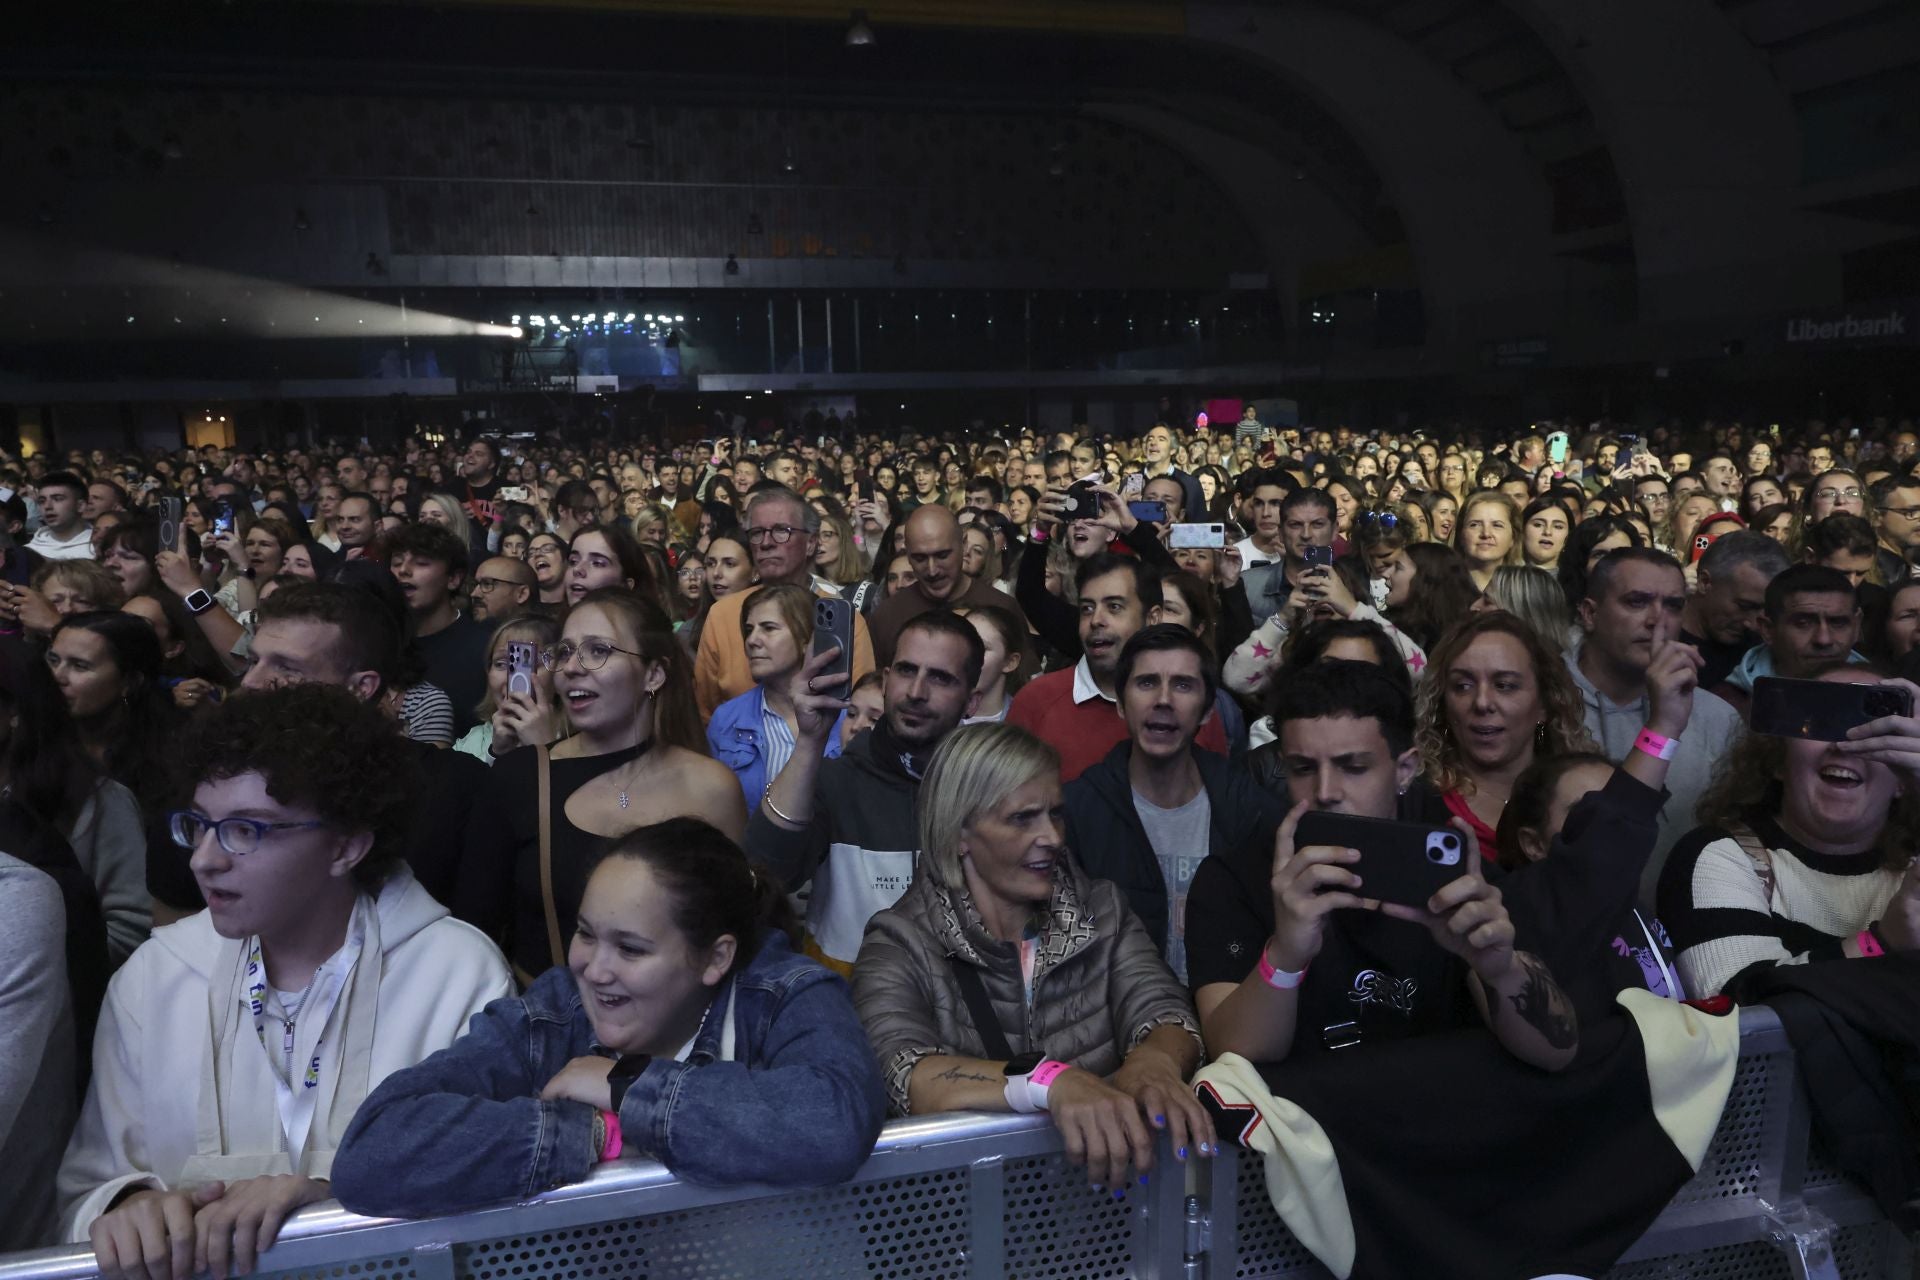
[607,1053,652,1112]
[1002,1052,1045,1079]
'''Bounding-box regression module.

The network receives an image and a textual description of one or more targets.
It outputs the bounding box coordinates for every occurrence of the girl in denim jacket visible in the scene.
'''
[332,818,886,1215]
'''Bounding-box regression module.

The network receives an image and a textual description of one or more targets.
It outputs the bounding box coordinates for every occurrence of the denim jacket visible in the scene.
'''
[707,686,845,811]
[331,933,886,1218]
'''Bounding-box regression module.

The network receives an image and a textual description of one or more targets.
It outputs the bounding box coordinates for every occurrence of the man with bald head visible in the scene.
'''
[869,503,1030,668]
[469,555,537,623]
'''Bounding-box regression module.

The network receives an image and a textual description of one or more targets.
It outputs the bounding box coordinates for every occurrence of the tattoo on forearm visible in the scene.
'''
[1497,954,1578,1051]
[931,1064,997,1084]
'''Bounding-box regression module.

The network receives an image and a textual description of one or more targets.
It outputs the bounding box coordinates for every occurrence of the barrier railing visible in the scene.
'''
[1,1007,1910,1280]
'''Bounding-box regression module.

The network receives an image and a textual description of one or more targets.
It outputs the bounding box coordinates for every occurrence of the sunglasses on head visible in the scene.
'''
[1356,509,1400,531]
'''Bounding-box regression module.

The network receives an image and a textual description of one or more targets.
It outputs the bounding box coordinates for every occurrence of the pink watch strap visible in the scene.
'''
[599,1110,623,1161]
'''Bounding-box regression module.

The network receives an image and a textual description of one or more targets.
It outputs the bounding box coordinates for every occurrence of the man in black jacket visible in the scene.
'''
[1063,625,1284,981]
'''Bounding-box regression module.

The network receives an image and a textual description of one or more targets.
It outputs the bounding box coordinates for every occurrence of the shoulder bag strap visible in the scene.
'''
[948,958,1015,1061]
[537,742,563,968]
[1726,820,1776,905]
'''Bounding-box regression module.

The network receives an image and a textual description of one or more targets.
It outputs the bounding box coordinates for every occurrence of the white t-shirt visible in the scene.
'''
[1234,536,1278,568]
[27,526,95,561]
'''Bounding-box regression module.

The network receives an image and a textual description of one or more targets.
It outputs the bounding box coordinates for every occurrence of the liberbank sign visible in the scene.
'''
[1780,300,1915,348]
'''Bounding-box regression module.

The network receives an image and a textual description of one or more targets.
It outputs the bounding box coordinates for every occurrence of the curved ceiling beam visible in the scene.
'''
[1085,101,1377,328]
[1501,0,1876,320]
[1186,3,1560,343]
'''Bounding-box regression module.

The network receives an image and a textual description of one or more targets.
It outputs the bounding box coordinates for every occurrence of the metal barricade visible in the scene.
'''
[1,1007,1910,1280]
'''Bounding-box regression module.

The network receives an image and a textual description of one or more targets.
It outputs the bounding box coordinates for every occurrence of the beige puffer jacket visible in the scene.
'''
[853,859,1203,1116]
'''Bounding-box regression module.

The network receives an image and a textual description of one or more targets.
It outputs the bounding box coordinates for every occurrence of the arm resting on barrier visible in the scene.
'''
[330,998,601,1219]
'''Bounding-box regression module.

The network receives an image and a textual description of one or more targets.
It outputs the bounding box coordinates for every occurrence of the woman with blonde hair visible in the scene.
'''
[453,615,564,764]
[417,492,475,550]
[708,585,846,810]
[813,510,868,590]
[853,723,1214,1188]
[1416,611,1595,849]
[1454,490,1524,590]
[1473,564,1574,654]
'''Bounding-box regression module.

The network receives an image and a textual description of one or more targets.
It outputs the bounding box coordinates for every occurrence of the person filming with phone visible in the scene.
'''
[1659,664,1920,1000]
[1186,660,1579,1072]
[708,585,847,812]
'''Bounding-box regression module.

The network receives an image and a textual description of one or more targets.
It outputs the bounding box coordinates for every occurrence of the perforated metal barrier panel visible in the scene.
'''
[0,1009,1910,1280]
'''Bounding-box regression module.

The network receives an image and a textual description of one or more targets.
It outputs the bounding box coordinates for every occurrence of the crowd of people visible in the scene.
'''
[1,409,1917,1276]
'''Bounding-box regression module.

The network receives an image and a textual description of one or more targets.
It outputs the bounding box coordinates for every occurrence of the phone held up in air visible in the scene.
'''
[211,500,236,539]
[1128,500,1169,524]
[506,641,537,698]
[1294,812,1468,910]
[1169,522,1226,549]
[811,597,855,694]
[1749,676,1912,742]
[1302,544,1336,570]
[1546,431,1569,466]
[157,496,185,552]
[1064,480,1102,522]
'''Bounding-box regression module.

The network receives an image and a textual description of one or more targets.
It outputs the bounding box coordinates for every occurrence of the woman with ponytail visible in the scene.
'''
[333,817,885,1215]
[458,588,747,978]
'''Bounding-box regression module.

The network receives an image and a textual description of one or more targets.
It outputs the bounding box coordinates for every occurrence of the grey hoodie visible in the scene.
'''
[1565,644,1745,907]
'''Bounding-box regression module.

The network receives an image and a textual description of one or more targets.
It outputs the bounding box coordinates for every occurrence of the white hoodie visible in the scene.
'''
[57,868,512,1238]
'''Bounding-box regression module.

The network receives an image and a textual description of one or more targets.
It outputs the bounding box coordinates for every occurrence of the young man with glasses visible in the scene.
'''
[1870,473,1920,585]
[694,486,876,718]
[59,683,510,1280]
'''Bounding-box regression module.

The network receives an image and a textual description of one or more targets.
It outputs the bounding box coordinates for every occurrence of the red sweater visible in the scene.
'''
[1007,666,1230,782]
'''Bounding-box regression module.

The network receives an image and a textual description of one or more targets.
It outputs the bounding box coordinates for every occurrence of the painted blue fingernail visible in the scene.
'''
[1153,1113,1166,1125]
[1177,1146,1188,1159]
[1113,1188,1126,1200]
[1139,1175,1150,1186]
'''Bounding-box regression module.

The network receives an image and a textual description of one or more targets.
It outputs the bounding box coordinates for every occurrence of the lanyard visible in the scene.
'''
[244,911,364,1163]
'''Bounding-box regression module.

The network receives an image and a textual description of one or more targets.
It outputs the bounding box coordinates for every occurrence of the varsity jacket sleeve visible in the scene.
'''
[330,993,599,1219]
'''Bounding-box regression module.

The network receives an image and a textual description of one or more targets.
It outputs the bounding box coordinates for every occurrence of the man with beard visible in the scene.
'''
[746,611,983,974]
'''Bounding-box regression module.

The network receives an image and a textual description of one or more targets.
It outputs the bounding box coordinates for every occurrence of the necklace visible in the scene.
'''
[613,736,657,810]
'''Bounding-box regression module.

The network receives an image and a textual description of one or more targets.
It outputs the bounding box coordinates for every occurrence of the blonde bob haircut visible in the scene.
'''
[917,722,1060,894]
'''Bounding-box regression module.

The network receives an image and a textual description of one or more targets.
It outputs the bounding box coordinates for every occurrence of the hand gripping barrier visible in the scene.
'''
[0,1008,1910,1280]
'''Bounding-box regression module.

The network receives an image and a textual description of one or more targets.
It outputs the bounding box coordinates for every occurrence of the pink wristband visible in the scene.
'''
[1634,728,1679,761]
[599,1110,623,1162]
[1029,1060,1071,1089]
[1856,928,1886,959]
[1258,942,1308,990]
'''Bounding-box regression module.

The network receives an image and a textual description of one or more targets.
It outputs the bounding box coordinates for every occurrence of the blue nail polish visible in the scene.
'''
[1139,1175,1150,1186]
[1113,1188,1126,1200]
[1177,1145,1188,1159]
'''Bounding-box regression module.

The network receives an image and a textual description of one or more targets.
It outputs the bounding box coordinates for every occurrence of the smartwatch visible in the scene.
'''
[181,588,216,616]
[607,1053,652,1113]
[1001,1053,1071,1114]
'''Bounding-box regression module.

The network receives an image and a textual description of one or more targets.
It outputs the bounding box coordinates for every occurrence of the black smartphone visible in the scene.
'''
[1295,812,1467,910]
[1750,676,1912,742]
[811,597,855,693]
[1064,480,1101,522]
[1128,499,1168,524]
[1302,544,1335,569]
[157,496,185,552]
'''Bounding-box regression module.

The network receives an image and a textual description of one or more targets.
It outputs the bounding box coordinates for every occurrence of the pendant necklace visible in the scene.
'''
[616,736,657,810]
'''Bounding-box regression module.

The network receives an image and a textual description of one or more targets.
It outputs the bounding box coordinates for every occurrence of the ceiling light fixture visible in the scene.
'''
[845,9,876,46]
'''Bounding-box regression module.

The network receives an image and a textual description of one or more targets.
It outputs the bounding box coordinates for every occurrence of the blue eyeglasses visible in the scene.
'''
[169,810,328,856]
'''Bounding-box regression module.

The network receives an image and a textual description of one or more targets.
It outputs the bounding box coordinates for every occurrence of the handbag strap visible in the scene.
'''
[949,958,1015,1061]
[537,742,563,969]
[1726,820,1776,905]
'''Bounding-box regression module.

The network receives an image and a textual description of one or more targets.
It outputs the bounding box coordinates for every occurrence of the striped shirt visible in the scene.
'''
[1657,812,1903,999]
[759,703,797,796]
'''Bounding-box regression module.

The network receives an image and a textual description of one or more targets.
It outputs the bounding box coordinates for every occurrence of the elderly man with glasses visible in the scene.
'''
[693,485,877,718]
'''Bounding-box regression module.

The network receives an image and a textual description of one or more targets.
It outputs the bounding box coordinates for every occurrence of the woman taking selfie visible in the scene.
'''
[1417,612,1595,848]
[1659,665,1920,1000]
[461,589,746,979]
[708,586,846,811]
[333,818,885,1216]
[854,724,1213,1189]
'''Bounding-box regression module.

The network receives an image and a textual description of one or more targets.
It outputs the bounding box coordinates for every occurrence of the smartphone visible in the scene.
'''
[506,641,537,698]
[811,597,855,693]
[211,500,235,539]
[1064,480,1101,522]
[1750,677,1912,742]
[497,485,529,503]
[1128,500,1168,524]
[1302,544,1335,569]
[1295,812,1467,910]
[1120,473,1145,498]
[1547,432,1569,465]
[1169,522,1226,549]
[157,496,185,552]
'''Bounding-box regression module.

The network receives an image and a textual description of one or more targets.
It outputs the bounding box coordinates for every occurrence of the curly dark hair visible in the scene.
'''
[174,683,421,889]
[1416,610,1596,796]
